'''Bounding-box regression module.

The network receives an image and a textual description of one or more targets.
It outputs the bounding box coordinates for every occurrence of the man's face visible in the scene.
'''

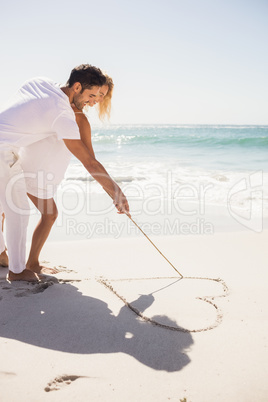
[73,85,100,110]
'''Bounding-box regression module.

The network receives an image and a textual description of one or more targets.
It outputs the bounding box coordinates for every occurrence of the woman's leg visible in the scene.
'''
[26,193,59,274]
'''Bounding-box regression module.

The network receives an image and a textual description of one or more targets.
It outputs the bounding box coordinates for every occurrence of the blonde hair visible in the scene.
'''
[97,74,114,121]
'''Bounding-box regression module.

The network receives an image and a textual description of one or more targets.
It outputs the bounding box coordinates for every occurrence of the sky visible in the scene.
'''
[0,0,268,124]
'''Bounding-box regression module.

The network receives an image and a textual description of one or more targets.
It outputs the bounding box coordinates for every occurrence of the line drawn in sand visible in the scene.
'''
[97,275,229,333]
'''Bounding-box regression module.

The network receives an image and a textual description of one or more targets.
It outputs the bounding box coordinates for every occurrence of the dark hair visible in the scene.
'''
[66,64,106,91]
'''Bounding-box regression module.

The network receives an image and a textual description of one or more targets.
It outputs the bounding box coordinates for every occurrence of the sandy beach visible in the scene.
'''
[1,0,268,399]
[0,223,267,401]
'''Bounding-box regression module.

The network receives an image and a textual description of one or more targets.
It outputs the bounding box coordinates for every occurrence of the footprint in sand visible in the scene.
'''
[44,375,85,392]
[0,280,55,298]
[14,281,55,297]
[41,262,78,274]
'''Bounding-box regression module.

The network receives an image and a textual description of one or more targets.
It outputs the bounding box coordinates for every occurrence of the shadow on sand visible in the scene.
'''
[0,279,193,372]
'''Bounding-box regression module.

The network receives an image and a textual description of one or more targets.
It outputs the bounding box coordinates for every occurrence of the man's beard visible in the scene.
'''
[73,92,85,110]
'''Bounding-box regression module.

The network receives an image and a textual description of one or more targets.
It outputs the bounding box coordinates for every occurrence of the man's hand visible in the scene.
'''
[113,191,131,217]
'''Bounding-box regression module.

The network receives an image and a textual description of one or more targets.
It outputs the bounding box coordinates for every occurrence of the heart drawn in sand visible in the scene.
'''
[97,276,229,333]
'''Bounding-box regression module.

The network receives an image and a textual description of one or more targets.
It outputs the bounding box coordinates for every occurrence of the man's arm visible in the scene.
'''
[73,111,96,158]
[63,139,130,216]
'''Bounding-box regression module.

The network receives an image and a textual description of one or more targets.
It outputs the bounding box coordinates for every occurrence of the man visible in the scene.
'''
[0,64,130,282]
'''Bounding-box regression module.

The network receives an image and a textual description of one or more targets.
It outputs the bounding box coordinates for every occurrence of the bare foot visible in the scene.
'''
[7,269,41,282]
[27,264,59,275]
[0,250,9,267]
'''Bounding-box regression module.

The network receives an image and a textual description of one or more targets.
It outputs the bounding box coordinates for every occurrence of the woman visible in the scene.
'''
[1,74,127,274]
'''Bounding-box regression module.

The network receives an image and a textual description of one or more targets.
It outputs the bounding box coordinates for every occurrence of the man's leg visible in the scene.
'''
[0,210,9,267]
[0,148,39,281]
[26,194,59,274]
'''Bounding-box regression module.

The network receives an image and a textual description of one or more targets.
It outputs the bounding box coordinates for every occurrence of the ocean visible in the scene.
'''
[62,125,268,220]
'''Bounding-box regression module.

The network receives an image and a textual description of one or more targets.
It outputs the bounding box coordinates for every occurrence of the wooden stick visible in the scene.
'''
[128,216,183,278]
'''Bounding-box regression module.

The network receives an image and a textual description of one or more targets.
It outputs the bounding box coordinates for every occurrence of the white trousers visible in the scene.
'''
[0,147,30,273]
[0,203,5,254]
